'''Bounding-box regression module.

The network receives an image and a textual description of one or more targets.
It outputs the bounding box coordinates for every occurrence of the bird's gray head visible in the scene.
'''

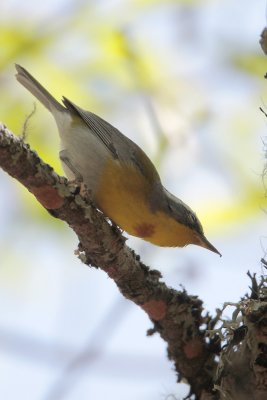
[163,188,221,256]
[164,188,204,234]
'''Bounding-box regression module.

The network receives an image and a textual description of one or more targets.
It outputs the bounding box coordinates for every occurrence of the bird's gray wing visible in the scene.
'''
[62,97,125,159]
[62,97,161,184]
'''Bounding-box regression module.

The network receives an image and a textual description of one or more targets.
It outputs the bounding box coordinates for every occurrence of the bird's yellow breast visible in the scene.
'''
[94,158,195,247]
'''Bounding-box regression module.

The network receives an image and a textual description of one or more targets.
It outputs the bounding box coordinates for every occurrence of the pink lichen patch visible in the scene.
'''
[106,266,118,279]
[133,223,155,238]
[142,299,167,320]
[183,339,203,359]
[31,185,64,209]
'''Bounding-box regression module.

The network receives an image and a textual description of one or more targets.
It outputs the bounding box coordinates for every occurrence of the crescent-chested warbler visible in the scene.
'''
[15,64,220,255]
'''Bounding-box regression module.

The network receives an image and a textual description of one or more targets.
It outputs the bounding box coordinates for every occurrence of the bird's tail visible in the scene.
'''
[15,64,65,113]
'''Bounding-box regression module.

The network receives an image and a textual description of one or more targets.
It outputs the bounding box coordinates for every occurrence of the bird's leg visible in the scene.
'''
[59,150,83,183]
[59,149,89,196]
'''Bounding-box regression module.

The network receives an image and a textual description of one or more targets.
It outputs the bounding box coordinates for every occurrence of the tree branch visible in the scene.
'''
[0,123,220,399]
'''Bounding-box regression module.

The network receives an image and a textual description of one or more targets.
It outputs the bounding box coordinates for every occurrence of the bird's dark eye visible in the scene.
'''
[189,213,197,224]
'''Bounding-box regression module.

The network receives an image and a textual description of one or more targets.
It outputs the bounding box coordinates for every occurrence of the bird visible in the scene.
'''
[15,64,221,256]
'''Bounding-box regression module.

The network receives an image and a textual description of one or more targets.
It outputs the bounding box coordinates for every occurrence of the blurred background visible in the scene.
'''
[0,0,267,399]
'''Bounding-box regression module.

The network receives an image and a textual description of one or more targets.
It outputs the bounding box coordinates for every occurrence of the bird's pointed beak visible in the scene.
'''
[195,234,222,257]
